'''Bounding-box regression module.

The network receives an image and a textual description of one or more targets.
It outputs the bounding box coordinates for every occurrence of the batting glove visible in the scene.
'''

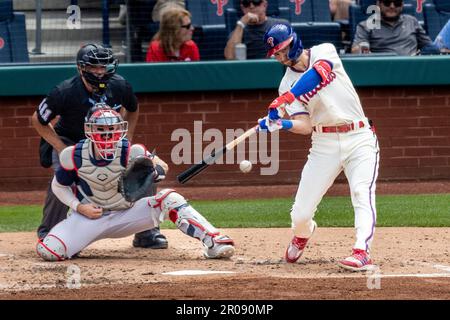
[258,117,293,133]
[257,117,270,132]
[268,108,283,121]
[268,91,296,110]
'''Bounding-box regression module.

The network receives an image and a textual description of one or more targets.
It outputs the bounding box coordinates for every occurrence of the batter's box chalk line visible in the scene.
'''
[431,264,450,273]
[363,261,450,278]
[162,270,236,276]
[32,262,70,271]
[234,258,285,265]
[375,273,450,278]
[408,261,450,273]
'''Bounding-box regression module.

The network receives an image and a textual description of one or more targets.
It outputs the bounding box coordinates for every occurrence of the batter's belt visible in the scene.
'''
[313,119,372,133]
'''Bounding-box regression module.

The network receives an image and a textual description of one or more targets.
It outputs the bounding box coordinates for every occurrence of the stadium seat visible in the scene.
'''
[278,0,313,23]
[403,0,425,24]
[423,0,450,40]
[279,1,341,51]
[0,0,29,63]
[311,0,333,22]
[293,22,343,51]
[0,0,13,21]
[186,0,230,60]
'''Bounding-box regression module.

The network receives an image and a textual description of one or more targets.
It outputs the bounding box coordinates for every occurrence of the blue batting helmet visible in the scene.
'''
[264,24,303,60]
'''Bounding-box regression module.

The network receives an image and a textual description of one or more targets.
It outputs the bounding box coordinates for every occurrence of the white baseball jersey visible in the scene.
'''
[280,43,366,126]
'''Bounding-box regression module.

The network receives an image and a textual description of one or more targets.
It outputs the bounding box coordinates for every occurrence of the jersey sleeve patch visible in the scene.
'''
[313,60,333,83]
[36,98,54,125]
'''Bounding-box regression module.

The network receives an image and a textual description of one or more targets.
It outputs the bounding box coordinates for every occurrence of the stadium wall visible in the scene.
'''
[0,58,449,190]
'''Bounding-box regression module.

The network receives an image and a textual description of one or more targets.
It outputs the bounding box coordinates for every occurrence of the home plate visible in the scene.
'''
[162,270,236,276]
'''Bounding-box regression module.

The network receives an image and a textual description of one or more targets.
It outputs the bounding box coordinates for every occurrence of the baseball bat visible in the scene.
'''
[177,125,259,184]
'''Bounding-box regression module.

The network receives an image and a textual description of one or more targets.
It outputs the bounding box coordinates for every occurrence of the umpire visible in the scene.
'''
[31,43,168,249]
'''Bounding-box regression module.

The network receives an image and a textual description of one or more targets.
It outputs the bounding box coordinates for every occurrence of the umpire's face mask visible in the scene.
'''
[79,64,115,95]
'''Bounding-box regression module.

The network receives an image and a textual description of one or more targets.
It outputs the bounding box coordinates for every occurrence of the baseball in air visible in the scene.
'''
[239,160,252,173]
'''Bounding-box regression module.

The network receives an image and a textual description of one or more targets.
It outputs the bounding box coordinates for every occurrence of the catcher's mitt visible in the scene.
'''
[118,156,156,202]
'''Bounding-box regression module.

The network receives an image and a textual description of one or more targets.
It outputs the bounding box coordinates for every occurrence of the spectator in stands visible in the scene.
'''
[434,19,450,53]
[145,7,200,62]
[152,0,185,22]
[351,0,439,55]
[329,0,355,21]
[224,0,289,60]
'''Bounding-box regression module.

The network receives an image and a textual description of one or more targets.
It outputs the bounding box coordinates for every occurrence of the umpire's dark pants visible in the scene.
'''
[37,137,75,239]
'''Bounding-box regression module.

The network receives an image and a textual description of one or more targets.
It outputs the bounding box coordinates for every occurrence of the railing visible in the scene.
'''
[1,56,449,96]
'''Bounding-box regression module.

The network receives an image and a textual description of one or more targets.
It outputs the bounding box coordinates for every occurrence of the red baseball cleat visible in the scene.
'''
[285,222,316,263]
[338,249,374,271]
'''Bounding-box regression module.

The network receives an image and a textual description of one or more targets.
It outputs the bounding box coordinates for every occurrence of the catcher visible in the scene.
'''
[36,104,235,261]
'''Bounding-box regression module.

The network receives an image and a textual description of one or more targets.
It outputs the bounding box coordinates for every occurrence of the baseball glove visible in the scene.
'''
[118,156,156,203]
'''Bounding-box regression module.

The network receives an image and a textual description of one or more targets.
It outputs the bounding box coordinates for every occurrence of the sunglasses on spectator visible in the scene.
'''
[381,0,403,7]
[180,23,192,29]
[241,0,263,8]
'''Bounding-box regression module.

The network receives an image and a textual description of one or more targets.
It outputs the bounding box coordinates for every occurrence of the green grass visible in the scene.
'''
[0,205,43,232]
[0,194,449,232]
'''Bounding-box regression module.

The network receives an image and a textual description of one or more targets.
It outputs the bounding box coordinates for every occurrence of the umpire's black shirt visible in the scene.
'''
[36,74,138,143]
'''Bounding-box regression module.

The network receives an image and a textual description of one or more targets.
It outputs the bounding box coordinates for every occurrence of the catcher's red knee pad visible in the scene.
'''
[36,234,68,261]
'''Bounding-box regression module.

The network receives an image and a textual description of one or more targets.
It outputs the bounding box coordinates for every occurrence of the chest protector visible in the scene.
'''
[74,139,132,211]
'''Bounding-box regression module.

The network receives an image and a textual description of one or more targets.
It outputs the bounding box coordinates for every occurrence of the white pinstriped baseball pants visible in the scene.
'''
[290,127,379,252]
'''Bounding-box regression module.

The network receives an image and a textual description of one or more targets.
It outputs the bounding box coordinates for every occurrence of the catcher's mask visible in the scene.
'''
[77,43,118,95]
[264,23,303,61]
[84,104,128,160]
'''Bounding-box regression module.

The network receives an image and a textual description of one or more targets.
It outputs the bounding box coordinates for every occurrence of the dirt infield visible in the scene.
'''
[0,228,449,300]
[0,182,449,300]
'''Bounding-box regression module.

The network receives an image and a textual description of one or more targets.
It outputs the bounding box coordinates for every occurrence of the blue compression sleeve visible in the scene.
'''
[281,120,293,130]
[289,68,322,97]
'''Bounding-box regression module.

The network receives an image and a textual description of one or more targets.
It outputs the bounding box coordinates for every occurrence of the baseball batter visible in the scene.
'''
[36,105,235,261]
[259,24,379,271]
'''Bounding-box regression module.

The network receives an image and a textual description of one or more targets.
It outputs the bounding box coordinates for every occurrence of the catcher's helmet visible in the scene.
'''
[84,103,128,160]
[76,44,118,94]
[264,24,303,60]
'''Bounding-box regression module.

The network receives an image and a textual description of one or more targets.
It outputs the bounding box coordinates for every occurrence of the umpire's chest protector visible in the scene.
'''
[73,140,133,211]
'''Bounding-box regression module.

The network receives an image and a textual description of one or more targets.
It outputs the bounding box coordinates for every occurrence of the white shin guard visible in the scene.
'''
[149,189,219,247]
